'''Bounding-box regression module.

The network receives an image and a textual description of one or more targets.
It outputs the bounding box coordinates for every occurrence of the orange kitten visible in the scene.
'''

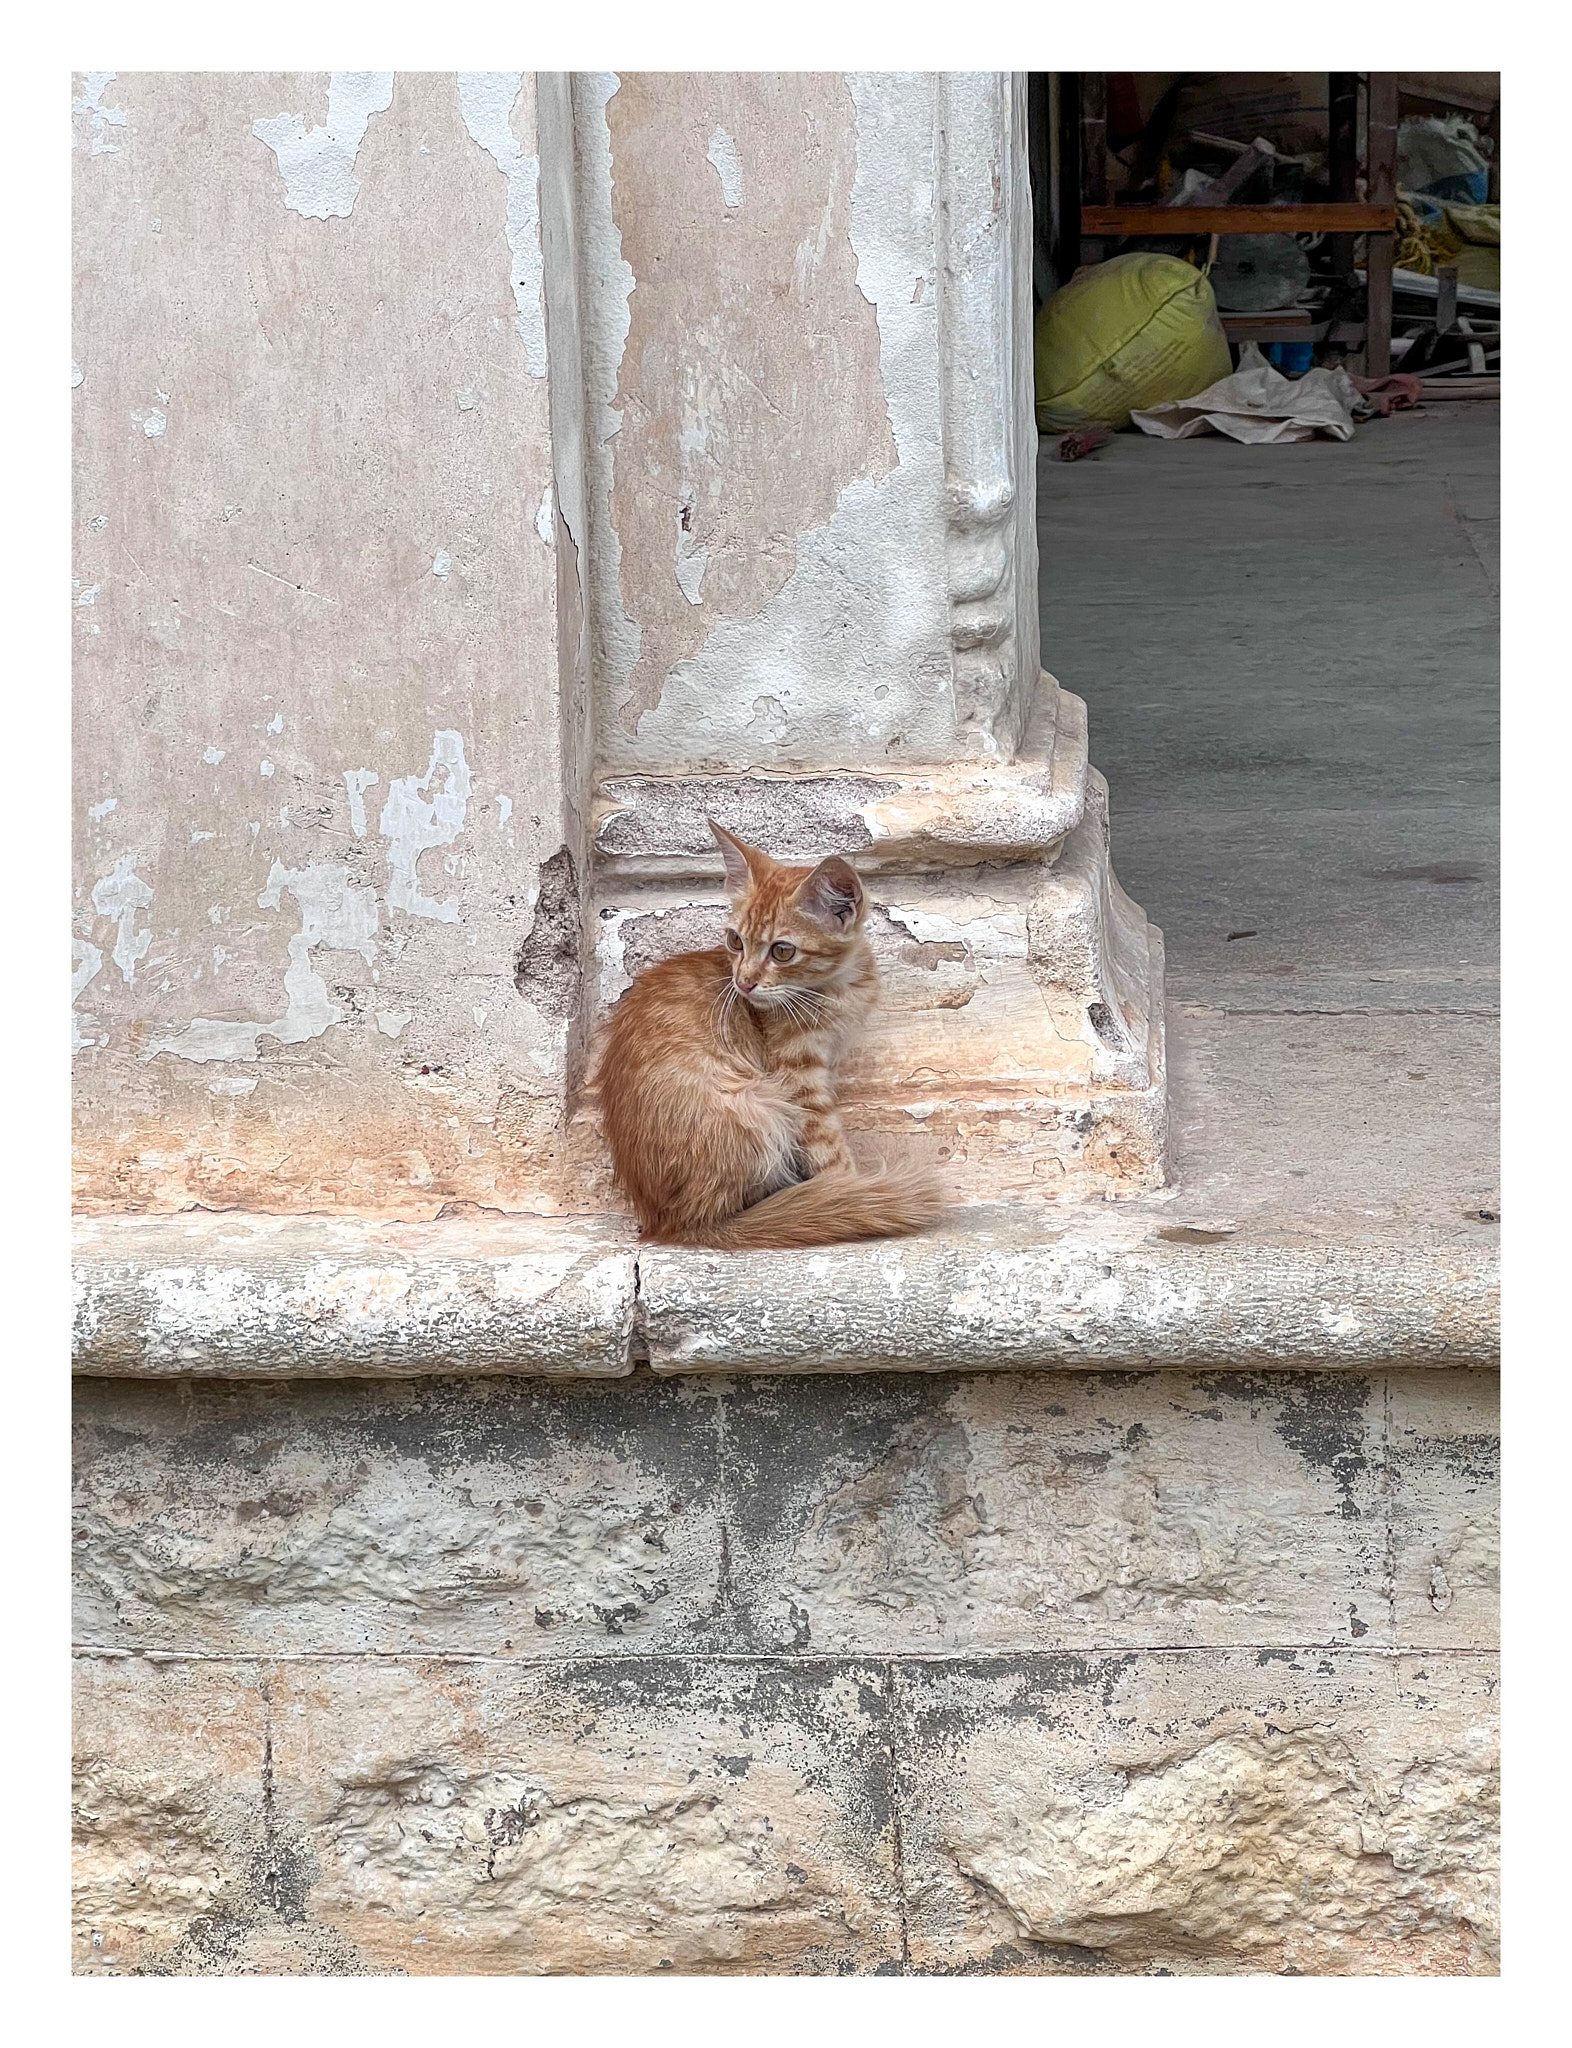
[595,820,943,1248]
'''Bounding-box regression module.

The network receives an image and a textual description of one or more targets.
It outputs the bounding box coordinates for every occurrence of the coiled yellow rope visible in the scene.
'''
[1393,195,1464,278]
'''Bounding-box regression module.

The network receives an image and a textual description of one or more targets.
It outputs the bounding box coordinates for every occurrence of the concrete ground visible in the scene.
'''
[1040,402,1500,1238]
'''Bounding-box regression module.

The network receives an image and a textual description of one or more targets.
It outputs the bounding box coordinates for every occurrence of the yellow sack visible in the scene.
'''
[1035,253,1233,433]
[1440,200,1499,246]
[1441,201,1500,291]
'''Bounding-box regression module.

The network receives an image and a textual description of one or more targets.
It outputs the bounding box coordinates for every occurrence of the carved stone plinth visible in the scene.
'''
[578,672,1164,1207]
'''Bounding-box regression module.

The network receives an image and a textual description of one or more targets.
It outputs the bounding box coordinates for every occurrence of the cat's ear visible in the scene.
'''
[708,817,767,898]
[795,856,863,931]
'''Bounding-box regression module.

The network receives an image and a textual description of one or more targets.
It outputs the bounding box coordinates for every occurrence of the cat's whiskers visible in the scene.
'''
[710,977,743,1046]
[763,985,827,1031]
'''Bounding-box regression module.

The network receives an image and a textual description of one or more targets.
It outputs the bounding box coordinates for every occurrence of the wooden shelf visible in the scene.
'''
[1220,313,1331,344]
[1081,204,1396,236]
[1052,74,1401,376]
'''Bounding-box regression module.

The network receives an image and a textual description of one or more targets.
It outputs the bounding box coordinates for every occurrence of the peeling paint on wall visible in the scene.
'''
[149,863,379,1064]
[706,126,744,208]
[343,770,379,839]
[70,70,1057,1219]
[73,74,127,155]
[72,938,104,1054]
[91,859,153,986]
[380,732,472,924]
[457,73,547,377]
[253,73,396,221]
[73,72,582,1214]
[598,75,898,751]
[884,902,1029,959]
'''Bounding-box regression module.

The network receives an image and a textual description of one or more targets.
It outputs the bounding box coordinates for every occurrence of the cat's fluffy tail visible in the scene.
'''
[676,1162,943,1251]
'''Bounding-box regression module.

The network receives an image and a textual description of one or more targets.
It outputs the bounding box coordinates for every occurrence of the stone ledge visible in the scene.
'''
[72,1203,1497,1379]
[638,1218,1497,1374]
[70,1212,638,1380]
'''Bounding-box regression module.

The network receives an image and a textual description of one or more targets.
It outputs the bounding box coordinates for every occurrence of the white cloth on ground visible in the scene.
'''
[1131,342,1361,444]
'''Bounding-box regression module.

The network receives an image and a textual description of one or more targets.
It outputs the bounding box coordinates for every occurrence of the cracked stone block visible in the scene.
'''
[73,1656,345,1977]
[894,1650,1498,1976]
[264,1657,904,1974]
[73,1376,727,1658]
[1386,1370,1499,1649]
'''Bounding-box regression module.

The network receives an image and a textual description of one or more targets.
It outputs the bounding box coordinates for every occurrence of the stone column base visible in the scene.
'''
[574,674,1166,1208]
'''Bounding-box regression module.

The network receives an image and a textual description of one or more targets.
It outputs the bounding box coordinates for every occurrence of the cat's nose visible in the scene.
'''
[737,976,758,994]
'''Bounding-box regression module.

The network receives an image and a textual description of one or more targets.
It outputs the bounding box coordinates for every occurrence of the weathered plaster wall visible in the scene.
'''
[73,1368,1499,1975]
[73,73,591,1217]
[601,75,895,740]
[579,72,1039,775]
[74,69,1147,1219]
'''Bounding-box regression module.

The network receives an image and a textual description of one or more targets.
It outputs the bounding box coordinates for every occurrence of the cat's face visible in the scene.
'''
[709,820,865,1011]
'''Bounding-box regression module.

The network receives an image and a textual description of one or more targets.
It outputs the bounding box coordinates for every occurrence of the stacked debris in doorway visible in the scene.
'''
[1025,72,1500,449]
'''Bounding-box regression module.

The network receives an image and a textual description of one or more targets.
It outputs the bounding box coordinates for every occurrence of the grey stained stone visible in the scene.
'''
[712,1369,1398,1656]
[1386,1370,1500,1650]
[597,775,895,858]
[74,1368,1495,1664]
[73,1374,728,1660]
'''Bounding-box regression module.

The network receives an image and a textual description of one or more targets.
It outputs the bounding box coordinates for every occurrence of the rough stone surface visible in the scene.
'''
[73,1212,637,1378]
[899,1651,1497,1975]
[266,1656,904,1975]
[74,1369,1495,1662]
[591,680,1087,878]
[75,1653,905,1976]
[639,1214,1494,1375]
[72,1650,1498,1977]
[73,1369,1496,1973]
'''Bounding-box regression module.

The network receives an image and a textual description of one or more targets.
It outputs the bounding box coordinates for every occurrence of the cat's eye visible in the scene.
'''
[770,941,796,962]
[724,929,743,953]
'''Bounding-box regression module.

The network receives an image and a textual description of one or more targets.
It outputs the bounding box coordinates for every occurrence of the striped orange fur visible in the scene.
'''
[594,819,943,1248]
